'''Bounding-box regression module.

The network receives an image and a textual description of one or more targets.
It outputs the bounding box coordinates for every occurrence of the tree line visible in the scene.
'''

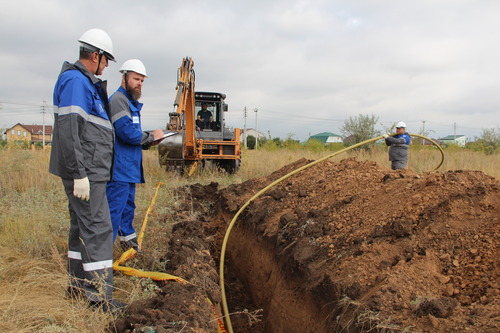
[245,114,500,154]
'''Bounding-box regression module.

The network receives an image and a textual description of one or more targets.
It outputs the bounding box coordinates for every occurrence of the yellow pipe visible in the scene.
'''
[218,134,444,332]
[408,133,445,170]
[187,161,199,177]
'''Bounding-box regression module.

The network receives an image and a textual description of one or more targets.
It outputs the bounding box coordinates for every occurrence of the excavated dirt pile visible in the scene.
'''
[114,157,499,333]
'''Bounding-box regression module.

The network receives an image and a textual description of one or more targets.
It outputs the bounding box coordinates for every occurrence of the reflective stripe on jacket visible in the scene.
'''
[109,87,154,183]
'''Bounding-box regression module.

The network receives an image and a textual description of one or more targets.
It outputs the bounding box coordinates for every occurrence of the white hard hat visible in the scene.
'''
[119,59,148,77]
[78,28,115,62]
[396,121,407,128]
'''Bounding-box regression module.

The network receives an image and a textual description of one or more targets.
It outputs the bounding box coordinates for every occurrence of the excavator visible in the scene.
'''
[158,57,241,175]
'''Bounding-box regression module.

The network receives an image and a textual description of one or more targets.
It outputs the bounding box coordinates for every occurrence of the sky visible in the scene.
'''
[1,0,499,142]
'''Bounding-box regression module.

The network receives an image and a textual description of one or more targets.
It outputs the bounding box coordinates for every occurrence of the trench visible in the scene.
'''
[116,162,499,333]
[222,221,342,333]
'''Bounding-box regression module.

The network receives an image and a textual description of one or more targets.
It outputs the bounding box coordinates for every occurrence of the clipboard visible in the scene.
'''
[153,131,178,143]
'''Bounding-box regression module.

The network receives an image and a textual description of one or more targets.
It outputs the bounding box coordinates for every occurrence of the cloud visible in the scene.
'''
[1,0,499,141]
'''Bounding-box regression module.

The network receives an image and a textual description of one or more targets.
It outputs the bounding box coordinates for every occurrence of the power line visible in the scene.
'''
[1,109,41,114]
[0,100,45,107]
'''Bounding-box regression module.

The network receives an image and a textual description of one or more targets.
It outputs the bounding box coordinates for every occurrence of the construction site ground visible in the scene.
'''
[113,157,499,333]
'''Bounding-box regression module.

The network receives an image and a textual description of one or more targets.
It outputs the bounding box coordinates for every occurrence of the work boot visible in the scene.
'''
[120,237,142,253]
[89,299,127,313]
[65,286,83,299]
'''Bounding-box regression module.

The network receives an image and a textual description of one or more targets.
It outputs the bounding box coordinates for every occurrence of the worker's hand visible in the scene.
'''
[383,134,389,139]
[74,177,90,201]
[150,129,165,146]
[152,128,164,141]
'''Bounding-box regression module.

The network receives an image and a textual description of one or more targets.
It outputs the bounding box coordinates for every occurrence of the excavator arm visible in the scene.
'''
[171,57,197,158]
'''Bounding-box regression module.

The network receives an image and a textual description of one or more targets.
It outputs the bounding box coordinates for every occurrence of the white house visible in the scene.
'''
[240,128,267,142]
[309,132,344,144]
[438,135,466,147]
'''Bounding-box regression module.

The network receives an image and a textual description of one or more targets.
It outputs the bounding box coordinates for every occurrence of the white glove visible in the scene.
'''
[74,177,90,201]
[383,134,389,139]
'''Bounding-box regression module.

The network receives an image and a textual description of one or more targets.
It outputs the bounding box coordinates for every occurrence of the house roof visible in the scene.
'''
[241,128,266,137]
[5,123,53,135]
[438,135,465,140]
[309,132,343,143]
[310,132,343,138]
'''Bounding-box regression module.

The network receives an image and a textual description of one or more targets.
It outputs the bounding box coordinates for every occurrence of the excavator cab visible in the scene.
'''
[194,92,227,136]
[158,89,241,174]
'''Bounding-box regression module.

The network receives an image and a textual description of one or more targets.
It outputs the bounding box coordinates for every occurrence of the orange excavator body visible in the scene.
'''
[158,57,241,174]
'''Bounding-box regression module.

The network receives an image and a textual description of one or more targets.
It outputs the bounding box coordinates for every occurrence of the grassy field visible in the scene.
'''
[0,146,498,332]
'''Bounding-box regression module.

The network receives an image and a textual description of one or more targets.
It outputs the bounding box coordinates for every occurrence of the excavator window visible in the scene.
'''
[195,101,221,131]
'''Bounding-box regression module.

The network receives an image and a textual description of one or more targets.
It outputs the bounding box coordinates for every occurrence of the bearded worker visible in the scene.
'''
[106,59,164,252]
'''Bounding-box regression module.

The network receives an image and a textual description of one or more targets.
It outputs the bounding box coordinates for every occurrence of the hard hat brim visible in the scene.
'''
[104,52,116,62]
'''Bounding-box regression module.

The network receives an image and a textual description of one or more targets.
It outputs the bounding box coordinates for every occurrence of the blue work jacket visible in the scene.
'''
[49,61,113,181]
[385,133,411,162]
[108,86,149,183]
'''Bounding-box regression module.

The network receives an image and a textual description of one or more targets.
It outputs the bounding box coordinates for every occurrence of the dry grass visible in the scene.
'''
[0,146,498,332]
[0,247,115,333]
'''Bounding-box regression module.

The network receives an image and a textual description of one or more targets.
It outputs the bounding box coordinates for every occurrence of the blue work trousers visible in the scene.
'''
[106,181,137,241]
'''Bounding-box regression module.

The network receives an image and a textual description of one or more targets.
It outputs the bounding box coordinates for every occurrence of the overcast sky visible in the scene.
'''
[1,0,499,141]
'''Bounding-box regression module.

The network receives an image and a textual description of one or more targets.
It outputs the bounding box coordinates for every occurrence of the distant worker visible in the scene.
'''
[106,59,164,252]
[49,28,125,312]
[383,121,411,170]
[196,102,215,129]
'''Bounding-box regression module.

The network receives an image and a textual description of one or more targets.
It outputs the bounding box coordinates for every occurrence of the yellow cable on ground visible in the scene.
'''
[137,182,164,248]
[113,182,187,283]
[219,134,444,333]
[112,182,228,332]
[188,161,199,177]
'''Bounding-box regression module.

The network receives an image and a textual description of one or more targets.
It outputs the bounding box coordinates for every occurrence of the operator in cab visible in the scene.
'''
[196,102,216,130]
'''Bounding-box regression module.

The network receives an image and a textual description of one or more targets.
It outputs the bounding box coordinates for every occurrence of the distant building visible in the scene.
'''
[4,123,53,145]
[438,135,466,147]
[240,128,267,142]
[309,132,343,144]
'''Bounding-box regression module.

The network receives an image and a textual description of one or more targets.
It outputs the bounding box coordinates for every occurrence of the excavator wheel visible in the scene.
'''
[217,159,240,174]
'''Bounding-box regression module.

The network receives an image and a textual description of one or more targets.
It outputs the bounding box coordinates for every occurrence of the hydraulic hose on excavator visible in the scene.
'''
[219,133,444,333]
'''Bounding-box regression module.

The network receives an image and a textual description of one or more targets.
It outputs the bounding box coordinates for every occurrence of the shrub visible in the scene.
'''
[303,139,326,153]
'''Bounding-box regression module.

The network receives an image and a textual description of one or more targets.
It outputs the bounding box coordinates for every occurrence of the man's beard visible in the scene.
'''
[127,86,142,101]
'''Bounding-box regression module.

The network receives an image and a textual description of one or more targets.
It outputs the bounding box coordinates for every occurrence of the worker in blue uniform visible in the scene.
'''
[49,28,125,312]
[106,59,164,252]
[383,121,411,170]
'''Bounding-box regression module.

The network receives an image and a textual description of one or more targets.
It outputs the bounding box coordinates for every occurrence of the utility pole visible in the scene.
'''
[422,120,426,145]
[254,108,258,150]
[453,122,456,139]
[243,107,247,148]
[41,100,48,149]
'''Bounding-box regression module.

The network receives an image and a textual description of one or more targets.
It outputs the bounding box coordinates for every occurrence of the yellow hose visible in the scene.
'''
[113,182,228,332]
[218,134,444,333]
[113,182,188,283]
[409,133,445,170]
